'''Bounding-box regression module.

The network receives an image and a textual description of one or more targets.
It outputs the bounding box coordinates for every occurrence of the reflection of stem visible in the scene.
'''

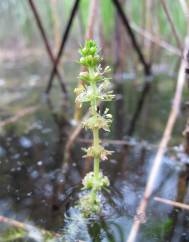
[127,79,151,136]
[164,166,189,241]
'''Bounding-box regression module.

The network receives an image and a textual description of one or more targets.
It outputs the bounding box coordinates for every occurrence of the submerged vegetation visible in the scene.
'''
[75,40,114,216]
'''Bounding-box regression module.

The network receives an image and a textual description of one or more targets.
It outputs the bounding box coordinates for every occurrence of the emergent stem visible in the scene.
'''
[90,67,100,179]
[93,128,100,178]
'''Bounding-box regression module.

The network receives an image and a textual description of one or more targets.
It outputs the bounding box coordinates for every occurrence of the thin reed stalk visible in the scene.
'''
[126,38,188,242]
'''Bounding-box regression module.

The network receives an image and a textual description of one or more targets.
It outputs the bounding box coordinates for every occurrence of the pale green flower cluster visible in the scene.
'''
[75,40,114,161]
[75,40,114,216]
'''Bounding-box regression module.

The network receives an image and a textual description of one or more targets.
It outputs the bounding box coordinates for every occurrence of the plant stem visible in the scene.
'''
[93,128,100,178]
[90,68,100,178]
[77,40,113,216]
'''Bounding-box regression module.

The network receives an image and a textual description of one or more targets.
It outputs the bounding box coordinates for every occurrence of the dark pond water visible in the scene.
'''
[0,57,189,241]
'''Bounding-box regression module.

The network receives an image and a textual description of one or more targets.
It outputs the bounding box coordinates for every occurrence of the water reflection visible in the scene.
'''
[0,59,189,241]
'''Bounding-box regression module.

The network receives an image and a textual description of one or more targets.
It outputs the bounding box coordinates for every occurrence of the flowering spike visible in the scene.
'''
[76,40,114,216]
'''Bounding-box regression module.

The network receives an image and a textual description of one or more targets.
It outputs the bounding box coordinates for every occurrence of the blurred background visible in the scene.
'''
[0,0,189,241]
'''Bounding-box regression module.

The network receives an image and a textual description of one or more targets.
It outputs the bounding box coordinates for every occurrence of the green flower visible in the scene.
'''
[79,191,101,217]
[83,109,112,131]
[79,55,101,67]
[74,84,85,96]
[82,172,110,190]
[83,145,113,160]
[79,40,97,57]
[75,86,95,105]
[75,40,114,217]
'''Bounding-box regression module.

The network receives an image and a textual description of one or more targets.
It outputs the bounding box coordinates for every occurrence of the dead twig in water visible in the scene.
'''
[127,78,151,136]
[0,106,39,128]
[160,0,183,50]
[179,0,189,34]
[112,0,151,76]
[0,214,86,241]
[0,215,60,238]
[126,39,187,242]
[46,0,80,94]
[179,0,189,17]
[154,197,189,211]
[77,137,157,150]
[28,0,67,95]
[130,22,182,57]
[85,0,98,40]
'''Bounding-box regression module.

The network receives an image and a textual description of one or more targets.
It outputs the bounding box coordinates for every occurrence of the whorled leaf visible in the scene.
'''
[79,71,101,84]
[75,86,114,106]
[79,40,97,57]
[82,171,110,190]
[78,191,101,217]
[83,145,113,161]
[82,110,112,131]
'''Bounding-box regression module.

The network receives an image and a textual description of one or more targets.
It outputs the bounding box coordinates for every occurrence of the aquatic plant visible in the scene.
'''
[75,40,114,216]
[1,225,56,242]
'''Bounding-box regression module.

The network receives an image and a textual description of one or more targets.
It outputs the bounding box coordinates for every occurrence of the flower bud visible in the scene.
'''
[85,55,93,66]
[104,66,111,73]
[93,73,101,82]
[80,47,88,56]
[79,72,90,82]
[89,47,96,55]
